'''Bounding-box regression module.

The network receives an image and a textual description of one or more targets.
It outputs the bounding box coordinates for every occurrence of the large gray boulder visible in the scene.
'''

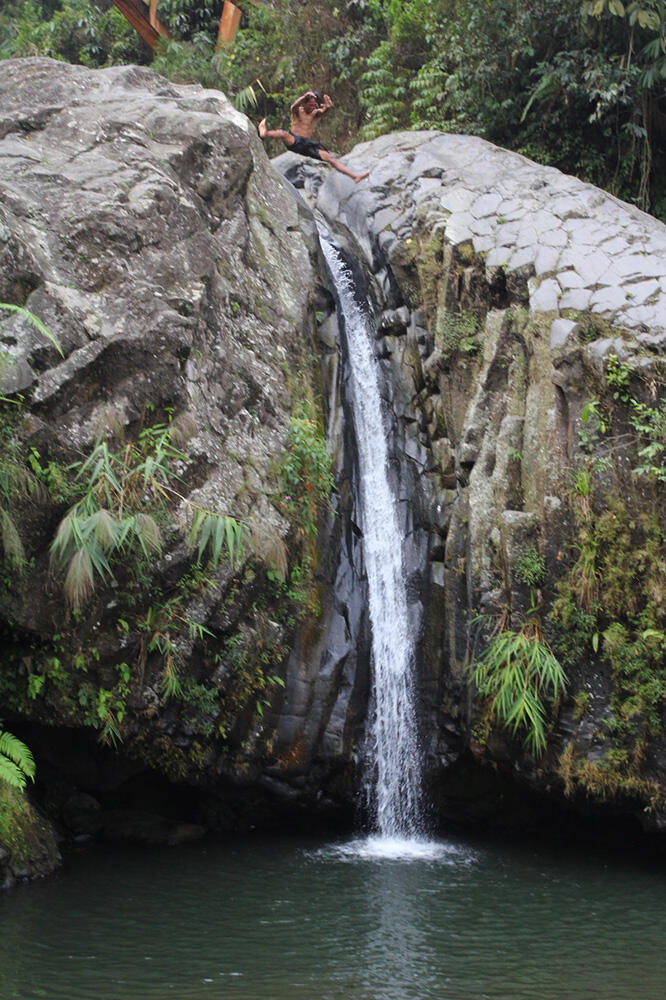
[0,58,362,863]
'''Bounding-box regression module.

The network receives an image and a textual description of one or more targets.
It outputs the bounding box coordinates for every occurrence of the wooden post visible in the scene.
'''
[217,1,242,49]
[111,0,168,50]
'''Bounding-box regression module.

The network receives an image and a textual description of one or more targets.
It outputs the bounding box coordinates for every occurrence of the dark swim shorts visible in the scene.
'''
[289,132,328,161]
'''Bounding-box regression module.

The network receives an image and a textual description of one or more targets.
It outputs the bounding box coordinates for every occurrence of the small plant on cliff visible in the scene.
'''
[279,414,333,539]
[50,423,247,608]
[605,353,666,482]
[473,618,567,756]
[188,508,246,569]
[435,309,480,363]
[49,433,168,608]
[0,305,64,576]
[0,727,35,791]
[514,546,546,590]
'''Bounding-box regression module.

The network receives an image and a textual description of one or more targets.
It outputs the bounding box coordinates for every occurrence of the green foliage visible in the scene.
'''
[151,34,222,89]
[0,0,143,66]
[605,353,666,481]
[0,728,35,790]
[279,413,334,540]
[434,309,480,363]
[0,508,26,570]
[157,0,218,39]
[473,622,568,756]
[514,546,547,589]
[49,433,174,608]
[578,399,608,453]
[551,489,666,764]
[136,596,214,703]
[215,617,288,738]
[188,509,246,569]
[178,677,220,737]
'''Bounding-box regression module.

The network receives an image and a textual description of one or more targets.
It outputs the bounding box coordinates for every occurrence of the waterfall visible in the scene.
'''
[319,232,424,840]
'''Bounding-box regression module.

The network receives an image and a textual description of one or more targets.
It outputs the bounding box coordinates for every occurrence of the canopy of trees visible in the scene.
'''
[2,0,666,217]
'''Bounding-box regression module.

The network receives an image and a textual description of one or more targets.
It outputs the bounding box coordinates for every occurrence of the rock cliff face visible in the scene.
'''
[0,58,364,881]
[2,59,665,885]
[277,131,666,832]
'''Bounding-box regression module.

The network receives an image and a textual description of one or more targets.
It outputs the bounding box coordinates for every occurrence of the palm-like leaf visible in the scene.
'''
[0,729,35,790]
[1,507,25,567]
[473,625,567,756]
[189,510,246,568]
[0,303,64,356]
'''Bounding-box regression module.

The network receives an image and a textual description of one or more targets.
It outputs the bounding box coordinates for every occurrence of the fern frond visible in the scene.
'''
[0,730,35,788]
[0,507,25,567]
[63,548,95,608]
[0,755,27,790]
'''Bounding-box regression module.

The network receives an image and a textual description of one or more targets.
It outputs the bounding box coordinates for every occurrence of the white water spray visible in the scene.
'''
[320,234,424,840]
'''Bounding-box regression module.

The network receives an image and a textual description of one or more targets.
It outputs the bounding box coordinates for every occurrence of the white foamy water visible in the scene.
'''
[320,234,424,839]
[318,836,472,864]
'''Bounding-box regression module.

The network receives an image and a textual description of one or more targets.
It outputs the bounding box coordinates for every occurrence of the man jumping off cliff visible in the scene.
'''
[258,90,369,183]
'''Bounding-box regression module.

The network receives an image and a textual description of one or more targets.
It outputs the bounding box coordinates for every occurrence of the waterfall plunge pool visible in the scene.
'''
[2,830,665,999]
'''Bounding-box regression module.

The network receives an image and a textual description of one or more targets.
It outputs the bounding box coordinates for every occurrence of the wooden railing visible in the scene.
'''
[111,1,248,52]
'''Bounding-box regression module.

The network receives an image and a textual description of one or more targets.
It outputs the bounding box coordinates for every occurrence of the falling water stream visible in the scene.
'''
[1,233,665,1000]
[319,231,424,845]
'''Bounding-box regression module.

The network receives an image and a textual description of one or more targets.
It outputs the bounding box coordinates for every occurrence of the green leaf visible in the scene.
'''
[0,507,25,567]
[472,624,567,756]
[0,303,64,357]
[0,729,35,788]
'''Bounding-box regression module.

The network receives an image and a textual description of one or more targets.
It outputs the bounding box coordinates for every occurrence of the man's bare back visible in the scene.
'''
[258,90,369,183]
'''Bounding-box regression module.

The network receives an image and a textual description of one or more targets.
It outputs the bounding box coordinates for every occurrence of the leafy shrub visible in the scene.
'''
[514,546,546,589]
[435,310,479,362]
[279,414,333,539]
[473,622,567,756]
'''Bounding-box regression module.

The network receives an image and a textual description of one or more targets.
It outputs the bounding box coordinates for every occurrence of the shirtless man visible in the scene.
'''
[258,90,369,182]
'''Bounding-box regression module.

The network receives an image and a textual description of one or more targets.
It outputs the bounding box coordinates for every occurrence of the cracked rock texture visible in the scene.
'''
[277,129,666,833]
[0,58,367,878]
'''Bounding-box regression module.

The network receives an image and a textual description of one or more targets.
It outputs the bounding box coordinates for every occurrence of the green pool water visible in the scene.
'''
[1,830,664,999]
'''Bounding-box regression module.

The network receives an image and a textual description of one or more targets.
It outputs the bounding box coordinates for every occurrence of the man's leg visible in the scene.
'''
[320,150,369,182]
[258,120,294,146]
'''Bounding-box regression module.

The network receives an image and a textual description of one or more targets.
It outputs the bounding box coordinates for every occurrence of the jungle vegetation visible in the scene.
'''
[1,0,666,218]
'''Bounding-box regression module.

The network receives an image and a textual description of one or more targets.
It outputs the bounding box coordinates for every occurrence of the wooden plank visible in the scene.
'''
[148,0,158,29]
[111,0,168,50]
[217,1,242,49]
